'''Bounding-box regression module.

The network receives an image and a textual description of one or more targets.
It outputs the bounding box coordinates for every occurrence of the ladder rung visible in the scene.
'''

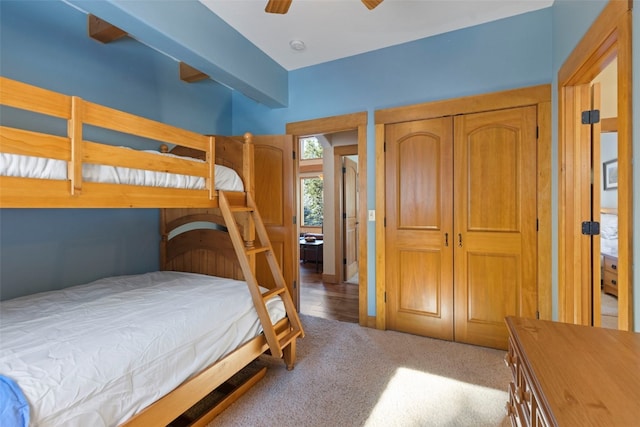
[246,246,270,256]
[230,206,254,213]
[278,329,302,349]
[262,287,286,301]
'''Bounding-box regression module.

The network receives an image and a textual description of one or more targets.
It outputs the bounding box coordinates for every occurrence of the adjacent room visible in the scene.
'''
[1,0,638,426]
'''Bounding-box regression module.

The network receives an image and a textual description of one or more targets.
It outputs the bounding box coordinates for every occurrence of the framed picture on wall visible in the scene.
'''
[603,159,618,190]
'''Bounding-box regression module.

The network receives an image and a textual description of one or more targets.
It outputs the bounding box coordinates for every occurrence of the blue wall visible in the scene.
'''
[4,0,636,327]
[0,1,233,300]
[232,8,553,316]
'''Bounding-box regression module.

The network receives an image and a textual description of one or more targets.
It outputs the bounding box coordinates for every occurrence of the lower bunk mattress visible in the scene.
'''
[0,271,286,426]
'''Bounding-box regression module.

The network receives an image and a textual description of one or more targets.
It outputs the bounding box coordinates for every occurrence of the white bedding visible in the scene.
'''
[0,151,244,192]
[600,213,618,257]
[0,271,285,426]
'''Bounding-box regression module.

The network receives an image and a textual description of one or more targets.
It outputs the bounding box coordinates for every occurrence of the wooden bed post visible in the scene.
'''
[208,135,215,200]
[69,96,83,196]
[242,132,254,196]
[241,133,256,273]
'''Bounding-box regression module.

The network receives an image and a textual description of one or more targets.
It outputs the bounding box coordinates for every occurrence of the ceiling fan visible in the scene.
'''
[266,0,383,14]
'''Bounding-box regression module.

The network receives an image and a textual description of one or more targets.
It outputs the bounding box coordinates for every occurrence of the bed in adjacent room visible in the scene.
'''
[600,209,618,297]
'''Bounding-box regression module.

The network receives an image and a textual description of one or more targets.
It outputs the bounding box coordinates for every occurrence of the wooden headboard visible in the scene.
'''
[160,208,245,281]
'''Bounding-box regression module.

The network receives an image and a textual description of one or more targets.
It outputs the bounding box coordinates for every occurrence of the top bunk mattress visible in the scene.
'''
[0,150,244,192]
[0,271,285,427]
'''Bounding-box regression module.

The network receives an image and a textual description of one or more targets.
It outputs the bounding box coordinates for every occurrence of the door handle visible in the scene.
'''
[458,233,463,247]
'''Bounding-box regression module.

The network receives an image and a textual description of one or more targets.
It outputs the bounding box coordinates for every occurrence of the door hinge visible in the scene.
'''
[536,126,539,139]
[384,292,387,303]
[342,166,346,174]
[293,215,297,225]
[292,150,296,159]
[384,217,386,227]
[536,311,540,319]
[581,221,600,236]
[343,258,347,265]
[581,109,601,125]
[383,142,387,153]
[343,212,347,220]
[293,280,297,289]
[536,218,539,231]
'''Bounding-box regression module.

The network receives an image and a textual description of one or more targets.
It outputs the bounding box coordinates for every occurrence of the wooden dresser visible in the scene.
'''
[602,254,619,297]
[505,316,640,426]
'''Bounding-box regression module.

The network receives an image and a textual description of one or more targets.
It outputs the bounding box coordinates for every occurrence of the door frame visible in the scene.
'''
[334,144,359,284]
[286,112,370,326]
[557,0,633,329]
[375,85,552,329]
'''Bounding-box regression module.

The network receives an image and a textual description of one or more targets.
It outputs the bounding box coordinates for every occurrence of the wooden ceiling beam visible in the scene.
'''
[179,62,209,83]
[88,14,127,43]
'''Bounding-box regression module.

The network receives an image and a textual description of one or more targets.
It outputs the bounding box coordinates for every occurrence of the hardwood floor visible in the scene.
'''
[299,262,359,323]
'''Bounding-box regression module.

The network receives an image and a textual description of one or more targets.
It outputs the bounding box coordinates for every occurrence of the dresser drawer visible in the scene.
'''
[604,255,618,273]
[603,271,618,297]
[603,270,618,288]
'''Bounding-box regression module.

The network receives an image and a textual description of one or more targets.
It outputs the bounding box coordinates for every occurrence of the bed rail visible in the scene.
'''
[0,77,250,208]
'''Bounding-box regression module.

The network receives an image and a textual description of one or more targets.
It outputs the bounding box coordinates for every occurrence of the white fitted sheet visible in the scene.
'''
[0,271,285,427]
[601,237,618,257]
[0,151,244,191]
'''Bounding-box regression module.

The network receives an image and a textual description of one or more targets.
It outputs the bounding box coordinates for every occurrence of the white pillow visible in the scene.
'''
[600,213,618,240]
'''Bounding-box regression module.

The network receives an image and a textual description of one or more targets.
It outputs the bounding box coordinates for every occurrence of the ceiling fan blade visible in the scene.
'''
[361,0,383,10]
[265,0,292,14]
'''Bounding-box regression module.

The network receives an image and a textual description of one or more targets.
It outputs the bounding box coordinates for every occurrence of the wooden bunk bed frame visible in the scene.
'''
[0,76,302,426]
[0,76,251,208]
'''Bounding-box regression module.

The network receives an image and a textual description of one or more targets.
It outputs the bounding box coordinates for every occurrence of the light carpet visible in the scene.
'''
[209,314,511,427]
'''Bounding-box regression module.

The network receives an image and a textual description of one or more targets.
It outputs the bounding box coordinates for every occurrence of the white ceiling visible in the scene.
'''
[200,0,553,71]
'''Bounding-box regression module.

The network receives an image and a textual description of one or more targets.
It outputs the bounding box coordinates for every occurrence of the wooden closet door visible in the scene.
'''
[453,106,538,349]
[252,135,298,308]
[385,117,454,340]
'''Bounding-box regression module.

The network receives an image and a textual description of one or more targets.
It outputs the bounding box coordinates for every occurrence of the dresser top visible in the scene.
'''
[506,316,640,426]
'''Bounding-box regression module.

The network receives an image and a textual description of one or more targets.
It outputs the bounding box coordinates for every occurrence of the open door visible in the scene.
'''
[590,82,603,327]
[252,135,299,309]
[343,156,358,281]
[557,0,632,331]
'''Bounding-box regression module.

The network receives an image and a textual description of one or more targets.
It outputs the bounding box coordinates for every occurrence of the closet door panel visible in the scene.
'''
[467,126,519,231]
[385,117,454,340]
[466,252,518,323]
[454,106,537,350]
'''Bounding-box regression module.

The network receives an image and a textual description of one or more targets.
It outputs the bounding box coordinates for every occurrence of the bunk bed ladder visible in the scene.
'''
[218,191,304,359]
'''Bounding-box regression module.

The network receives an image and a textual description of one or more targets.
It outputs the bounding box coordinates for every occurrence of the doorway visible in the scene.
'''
[334,144,359,284]
[557,0,633,330]
[287,112,369,326]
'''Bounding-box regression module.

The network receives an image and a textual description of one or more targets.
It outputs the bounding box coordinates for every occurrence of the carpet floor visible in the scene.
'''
[208,314,511,427]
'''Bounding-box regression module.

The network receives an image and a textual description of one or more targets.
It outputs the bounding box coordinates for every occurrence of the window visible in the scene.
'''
[300,136,323,160]
[301,176,323,227]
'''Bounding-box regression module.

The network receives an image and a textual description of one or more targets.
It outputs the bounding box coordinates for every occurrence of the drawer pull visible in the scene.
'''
[612,264,617,270]
[612,279,617,285]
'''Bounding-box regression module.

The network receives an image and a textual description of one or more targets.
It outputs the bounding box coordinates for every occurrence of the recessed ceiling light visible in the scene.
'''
[289,40,306,51]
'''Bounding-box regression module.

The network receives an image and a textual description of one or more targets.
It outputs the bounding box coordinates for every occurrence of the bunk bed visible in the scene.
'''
[0,77,303,426]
